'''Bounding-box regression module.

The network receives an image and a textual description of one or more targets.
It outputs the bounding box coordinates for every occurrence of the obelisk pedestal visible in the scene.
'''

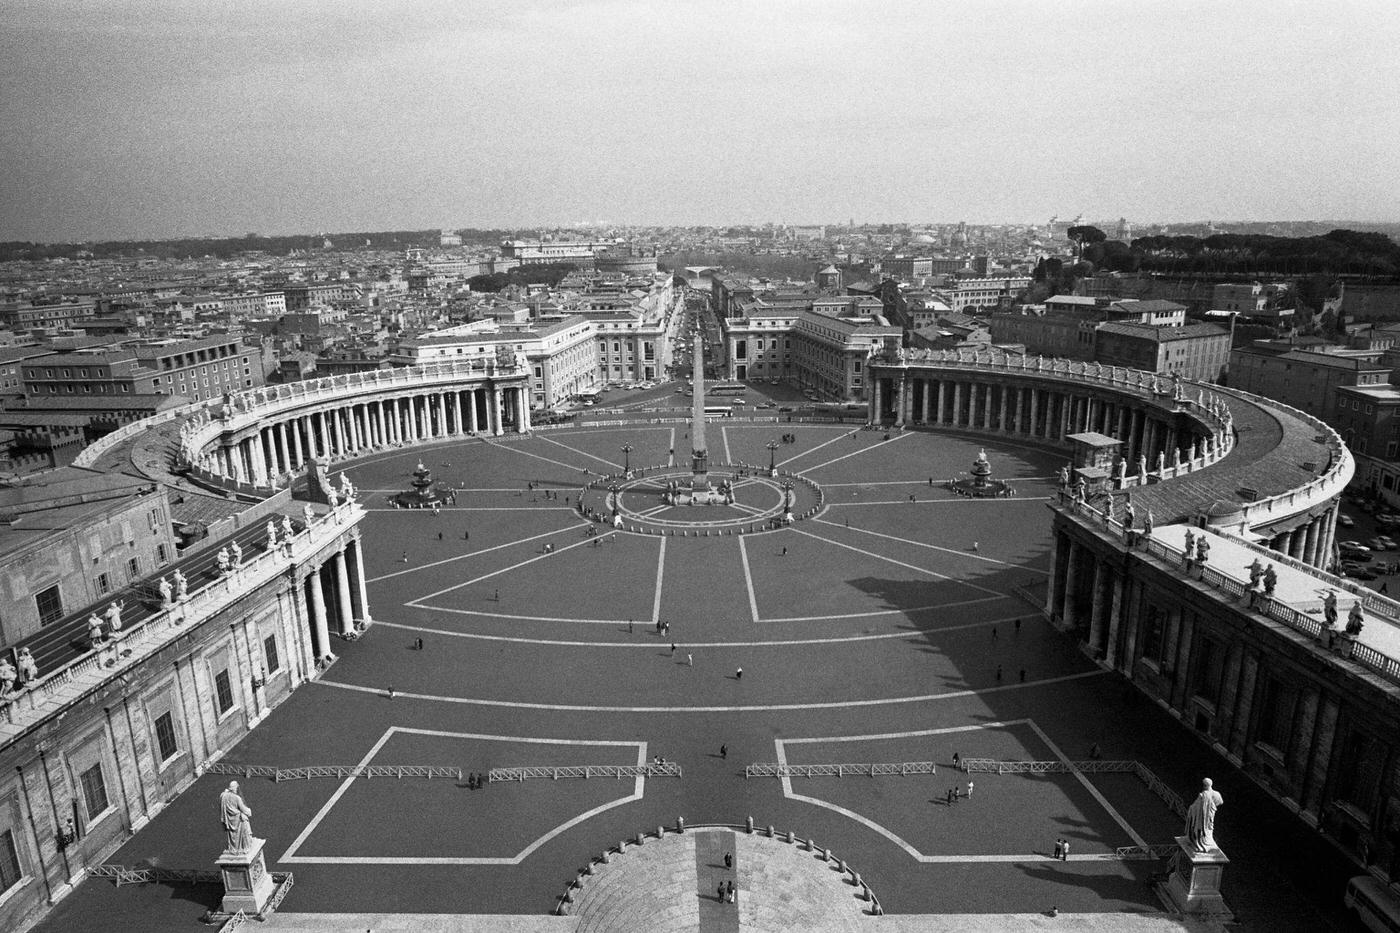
[1157,836,1232,920]
[217,837,275,914]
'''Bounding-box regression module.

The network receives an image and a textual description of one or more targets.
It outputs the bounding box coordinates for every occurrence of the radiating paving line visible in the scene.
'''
[366,524,581,583]
[373,613,1034,648]
[738,535,760,623]
[535,433,622,470]
[721,424,733,463]
[775,428,858,468]
[789,527,1005,599]
[800,431,912,472]
[651,537,667,623]
[763,593,1007,623]
[406,531,615,605]
[813,517,1050,573]
[483,438,596,475]
[314,669,1110,713]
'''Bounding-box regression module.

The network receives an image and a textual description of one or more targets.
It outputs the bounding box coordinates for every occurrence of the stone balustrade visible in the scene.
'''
[0,503,364,739]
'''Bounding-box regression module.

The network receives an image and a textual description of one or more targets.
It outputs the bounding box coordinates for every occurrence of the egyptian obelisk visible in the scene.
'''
[690,320,710,496]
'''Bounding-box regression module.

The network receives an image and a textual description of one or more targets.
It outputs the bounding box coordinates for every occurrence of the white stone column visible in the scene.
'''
[308,566,331,659]
[952,382,963,427]
[348,537,372,625]
[489,388,502,435]
[418,395,430,440]
[276,422,290,473]
[935,380,945,425]
[998,385,1010,431]
[450,391,462,435]
[517,387,531,432]
[468,390,479,433]
[291,418,304,467]
[250,433,268,486]
[982,383,993,428]
[333,548,355,635]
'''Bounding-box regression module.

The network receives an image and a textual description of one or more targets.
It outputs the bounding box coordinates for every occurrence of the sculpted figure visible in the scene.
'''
[16,648,38,683]
[303,504,315,527]
[230,541,243,566]
[1137,455,1148,482]
[280,514,294,542]
[105,600,124,635]
[1123,496,1136,530]
[216,547,231,574]
[1263,563,1278,595]
[1347,601,1365,636]
[266,519,278,551]
[173,568,188,601]
[158,575,173,607]
[1156,451,1166,474]
[339,472,356,500]
[1184,778,1223,852]
[325,484,339,508]
[0,657,15,694]
[1143,509,1154,536]
[219,781,254,854]
[87,613,104,646]
[1196,536,1210,564]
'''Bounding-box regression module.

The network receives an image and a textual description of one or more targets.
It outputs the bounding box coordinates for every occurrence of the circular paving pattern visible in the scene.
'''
[577,465,825,535]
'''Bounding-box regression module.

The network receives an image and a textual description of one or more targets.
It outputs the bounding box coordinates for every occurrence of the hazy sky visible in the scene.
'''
[1,0,1397,241]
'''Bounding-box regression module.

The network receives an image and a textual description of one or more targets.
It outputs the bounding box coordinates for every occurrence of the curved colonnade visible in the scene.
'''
[867,348,1352,567]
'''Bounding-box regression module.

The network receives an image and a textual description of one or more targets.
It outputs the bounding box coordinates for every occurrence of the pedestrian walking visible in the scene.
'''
[782,546,787,556]
[736,667,743,680]
[727,880,735,903]
[1014,617,1022,634]
[717,883,725,903]
[1053,839,1063,860]
[992,626,998,641]
[724,851,732,868]
[415,637,423,650]
[952,751,960,769]
[996,665,1002,682]
[720,744,727,759]
[671,643,677,656]
[401,551,408,563]
[628,620,634,633]
[946,787,954,805]
[966,780,974,798]
[494,588,499,601]
[387,685,395,699]
[972,541,979,552]
[928,477,934,486]
[1060,840,1070,860]
[687,653,693,667]
[1020,668,1026,682]
[464,530,470,540]
[438,531,443,541]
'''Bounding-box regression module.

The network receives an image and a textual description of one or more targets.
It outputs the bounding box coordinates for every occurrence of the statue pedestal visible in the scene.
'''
[217,838,275,915]
[1158,836,1232,920]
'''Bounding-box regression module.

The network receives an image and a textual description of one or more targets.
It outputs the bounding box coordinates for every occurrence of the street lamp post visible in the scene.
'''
[766,440,779,473]
[620,443,634,474]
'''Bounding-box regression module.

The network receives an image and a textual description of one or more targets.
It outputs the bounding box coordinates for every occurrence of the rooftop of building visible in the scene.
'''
[1095,322,1228,341]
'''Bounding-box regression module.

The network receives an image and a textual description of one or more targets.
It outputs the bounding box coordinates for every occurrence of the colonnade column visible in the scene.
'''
[291,418,304,467]
[468,390,479,433]
[333,548,355,635]
[935,381,946,425]
[348,538,372,625]
[1061,539,1080,629]
[1105,571,1125,669]
[450,392,463,436]
[307,566,331,661]
[1088,558,1107,654]
[1303,518,1322,566]
[982,383,994,428]
[952,383,963,427]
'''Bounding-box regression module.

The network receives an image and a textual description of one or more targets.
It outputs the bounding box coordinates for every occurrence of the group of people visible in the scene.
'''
[0,648,40,695]
[465,772,489,790]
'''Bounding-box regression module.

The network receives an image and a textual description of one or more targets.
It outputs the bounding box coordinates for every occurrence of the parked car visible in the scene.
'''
[1350,569,1380,581]
[1340,541,1373,558]
[1338,514,1356,528]
[1381,537,1399,551]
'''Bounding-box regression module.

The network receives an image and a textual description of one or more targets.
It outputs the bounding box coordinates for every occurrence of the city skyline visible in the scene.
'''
[2,0,1398,242]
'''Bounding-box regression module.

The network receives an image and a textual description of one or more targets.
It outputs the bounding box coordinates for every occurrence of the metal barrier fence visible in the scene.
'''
[1114,844,1180,859]
[489,763,682,782]
[962,758,1186,818]
[744,761,936,778]
[89,864,223,887]
[208,762,461,782]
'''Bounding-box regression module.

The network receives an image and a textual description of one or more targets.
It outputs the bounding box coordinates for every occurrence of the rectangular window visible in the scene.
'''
[154,711,179,762]
[127,557,140,580]
[35,584,63,626]
[214,668,235,715]
[96,572,111,595]
[264,634,281,673]
[156,543,168,565]
[0,828,22,895]
[79,763,110,821]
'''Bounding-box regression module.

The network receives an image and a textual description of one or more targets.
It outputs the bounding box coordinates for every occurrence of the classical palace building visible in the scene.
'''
[867,345,1400,882]
[0,353,537,932]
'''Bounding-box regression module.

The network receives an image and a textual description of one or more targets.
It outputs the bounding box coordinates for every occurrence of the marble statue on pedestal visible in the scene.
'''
[159,576,173,607]
[1347,601,1365,636]
[1144,509,1154,537]
[1323,590,1339,628]
[219,781,254,854]
[1184,778,1223,851]
[173,569,188,602]
[216,547,231,575]
[230,541,242,566]
[105,600,124,636]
